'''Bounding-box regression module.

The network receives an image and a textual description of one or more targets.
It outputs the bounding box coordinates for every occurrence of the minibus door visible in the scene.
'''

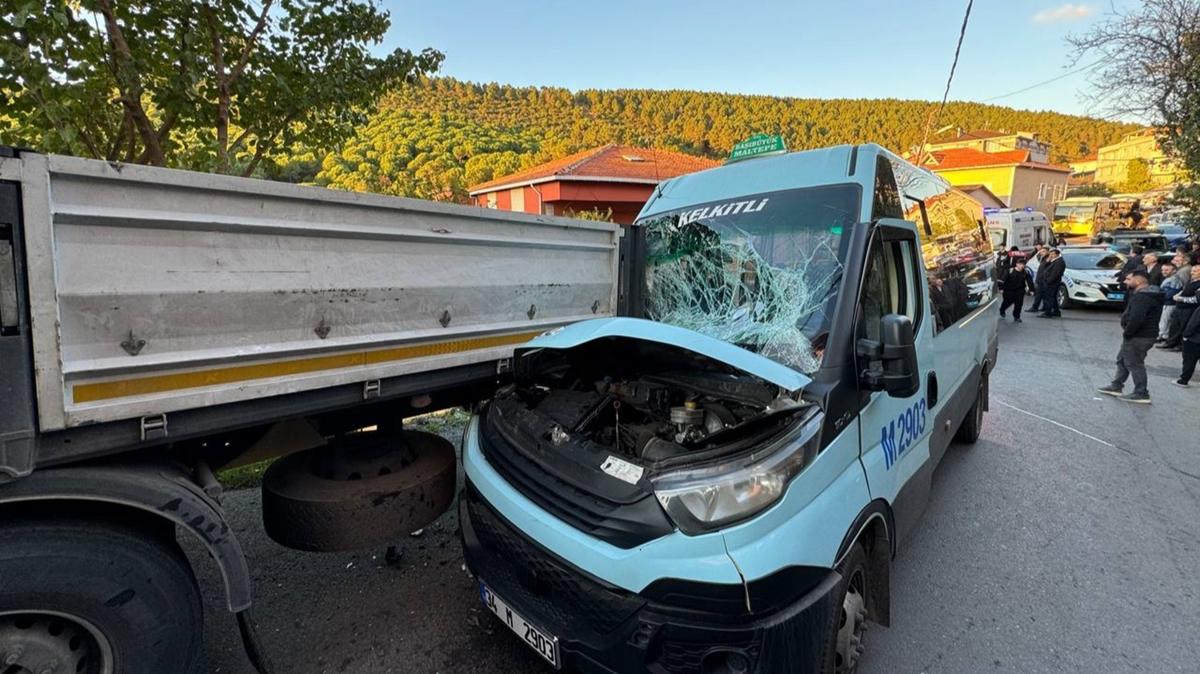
[853,224,936,538]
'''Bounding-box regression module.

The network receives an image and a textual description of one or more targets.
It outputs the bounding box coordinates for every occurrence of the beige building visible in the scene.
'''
[925,130,1052,164]
[1095,130,1186,186]
[915,147,1071,213]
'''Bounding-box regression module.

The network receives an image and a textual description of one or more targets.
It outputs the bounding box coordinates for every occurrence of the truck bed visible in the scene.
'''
[0,152,622,440]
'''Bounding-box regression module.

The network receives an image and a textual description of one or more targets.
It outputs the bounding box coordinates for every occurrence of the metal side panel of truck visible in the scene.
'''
[0,148,624,674]
[461,144,999,674]
[0,150,622,471]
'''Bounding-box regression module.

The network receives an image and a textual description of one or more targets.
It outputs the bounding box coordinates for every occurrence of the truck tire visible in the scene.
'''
[820,543,870,674]
[954,374,986,444]
[262,429,456,551]
[0,513,203,674]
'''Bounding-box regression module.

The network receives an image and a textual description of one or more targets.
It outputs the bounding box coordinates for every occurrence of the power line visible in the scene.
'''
[916,0,974,165]
[980,57,1110,103]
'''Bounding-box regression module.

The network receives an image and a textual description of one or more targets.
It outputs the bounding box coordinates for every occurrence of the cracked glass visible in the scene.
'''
[636,185,858,373]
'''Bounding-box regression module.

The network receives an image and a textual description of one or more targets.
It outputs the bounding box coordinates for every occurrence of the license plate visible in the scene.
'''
[480,583,560,668]
[1109,292,1125,300]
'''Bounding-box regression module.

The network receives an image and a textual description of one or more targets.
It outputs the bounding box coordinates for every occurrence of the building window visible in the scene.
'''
[486,192,497,209]
[1038,183,1048,200]
[510,187,525,212]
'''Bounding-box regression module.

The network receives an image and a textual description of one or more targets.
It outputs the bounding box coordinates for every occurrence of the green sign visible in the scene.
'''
[727,134,787,163]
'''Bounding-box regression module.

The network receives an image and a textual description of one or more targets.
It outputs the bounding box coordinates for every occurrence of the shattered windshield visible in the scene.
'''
[637,185,858,373]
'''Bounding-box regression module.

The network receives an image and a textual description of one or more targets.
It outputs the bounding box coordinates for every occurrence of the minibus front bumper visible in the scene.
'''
[459,482,842,674]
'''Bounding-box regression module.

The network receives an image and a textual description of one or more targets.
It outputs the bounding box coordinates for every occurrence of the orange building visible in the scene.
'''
[468,144,718,224]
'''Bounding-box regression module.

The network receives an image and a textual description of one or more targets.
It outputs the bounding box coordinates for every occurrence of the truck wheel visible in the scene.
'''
[821,543,870,674]
[262,429,456,551]
[0,514,203,674]
[954,374,986,444]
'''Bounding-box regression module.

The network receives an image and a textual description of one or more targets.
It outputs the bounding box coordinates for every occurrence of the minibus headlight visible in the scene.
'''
[652,409,823,535]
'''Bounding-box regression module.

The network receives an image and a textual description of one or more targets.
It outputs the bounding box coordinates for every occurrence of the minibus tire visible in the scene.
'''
[954,377,986,444]
[0,513,203,674]
[823,542,870,674]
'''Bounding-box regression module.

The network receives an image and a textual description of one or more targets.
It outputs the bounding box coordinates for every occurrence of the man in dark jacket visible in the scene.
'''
[1116,245,1145,289]
[1098,270,1163,403]
[1176,303,1200,387]
[1037,248,1066,318]
[999,259,1036,322]
[1144,253,1163,287]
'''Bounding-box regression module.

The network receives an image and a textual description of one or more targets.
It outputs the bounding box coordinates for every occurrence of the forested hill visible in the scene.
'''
[314,77,1139,201]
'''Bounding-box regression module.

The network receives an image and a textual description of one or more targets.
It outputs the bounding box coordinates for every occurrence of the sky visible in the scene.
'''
[380,0,1142,120]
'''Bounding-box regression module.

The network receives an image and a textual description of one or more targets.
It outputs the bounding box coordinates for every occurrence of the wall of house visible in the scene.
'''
[473,181,655,223]
[1009,167,1069,213]
[933,166,1015,204]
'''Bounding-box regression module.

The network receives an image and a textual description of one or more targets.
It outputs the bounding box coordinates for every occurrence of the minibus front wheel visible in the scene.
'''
[824,542,870,674]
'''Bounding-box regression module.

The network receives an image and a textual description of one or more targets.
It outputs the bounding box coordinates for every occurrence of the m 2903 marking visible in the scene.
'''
[882,398,926,469]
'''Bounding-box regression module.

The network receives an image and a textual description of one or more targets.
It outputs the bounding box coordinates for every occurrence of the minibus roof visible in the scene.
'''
[638,144,897,220]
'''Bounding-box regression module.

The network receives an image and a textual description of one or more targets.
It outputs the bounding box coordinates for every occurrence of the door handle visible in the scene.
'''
[926,371,939,407]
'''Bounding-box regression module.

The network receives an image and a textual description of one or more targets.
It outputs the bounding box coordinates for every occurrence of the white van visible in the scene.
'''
[986,208,1053,255]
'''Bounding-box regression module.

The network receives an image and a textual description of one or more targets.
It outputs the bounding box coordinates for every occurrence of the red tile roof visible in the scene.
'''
[468,144,719,194]
[924,147,1070,172]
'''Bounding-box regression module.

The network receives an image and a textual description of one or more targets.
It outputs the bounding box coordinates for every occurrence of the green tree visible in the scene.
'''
[1120,159,1155,193]
[1069,0,1200,232]
[1067,183,1113,198]
[0,0,442,175]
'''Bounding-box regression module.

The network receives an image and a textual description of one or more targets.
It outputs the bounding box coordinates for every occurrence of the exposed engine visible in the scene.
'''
[500,338,803,464]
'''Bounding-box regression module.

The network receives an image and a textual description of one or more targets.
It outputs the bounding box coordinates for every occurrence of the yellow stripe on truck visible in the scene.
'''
[72,331,542,404]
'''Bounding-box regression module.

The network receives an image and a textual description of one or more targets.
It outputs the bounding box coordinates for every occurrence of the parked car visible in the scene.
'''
[1093,230,1170,255]
[1156,223,1193,250]
[1028,247,1129,307]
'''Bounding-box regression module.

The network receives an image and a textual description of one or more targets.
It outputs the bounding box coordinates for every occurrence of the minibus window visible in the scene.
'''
[888,157,995,332]
[859,236,918,342]
[637,184,858,373]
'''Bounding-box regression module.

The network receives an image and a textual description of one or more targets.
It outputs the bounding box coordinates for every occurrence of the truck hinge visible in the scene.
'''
[140,414,168,441]
[496,358,512,375]
[363,379,381,400]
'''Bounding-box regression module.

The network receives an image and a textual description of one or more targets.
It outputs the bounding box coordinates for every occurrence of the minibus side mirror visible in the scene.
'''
[856,314,920,398]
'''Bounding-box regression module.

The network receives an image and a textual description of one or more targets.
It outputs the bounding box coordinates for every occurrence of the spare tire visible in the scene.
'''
[262,429,456,551]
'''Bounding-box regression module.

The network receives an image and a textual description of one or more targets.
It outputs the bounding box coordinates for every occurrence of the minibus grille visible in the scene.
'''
[478,408,673,549]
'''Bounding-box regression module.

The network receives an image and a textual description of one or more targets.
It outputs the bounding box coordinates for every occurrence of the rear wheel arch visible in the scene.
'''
[0,461,251,613]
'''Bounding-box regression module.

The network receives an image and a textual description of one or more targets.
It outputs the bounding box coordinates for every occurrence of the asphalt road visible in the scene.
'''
[190,301,1200,674]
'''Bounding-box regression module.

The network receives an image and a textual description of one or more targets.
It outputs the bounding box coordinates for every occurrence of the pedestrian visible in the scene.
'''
[1097,270,1163,404]
[1176,304,1200,387]
[1117,245,1145,289]
[1037,248,1066,318]
[1158,261,1181,342]
[1144,253,1163,286]
[1159,264,1200,351]
[1029,246,1049,314]
[1173,252,1192,285]
[999,259,1036,322]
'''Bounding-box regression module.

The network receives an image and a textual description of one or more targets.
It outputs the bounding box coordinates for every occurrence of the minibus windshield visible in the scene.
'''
[635,184,857,373]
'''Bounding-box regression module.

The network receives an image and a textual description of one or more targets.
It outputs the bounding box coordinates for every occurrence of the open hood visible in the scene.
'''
[524,317,812,394]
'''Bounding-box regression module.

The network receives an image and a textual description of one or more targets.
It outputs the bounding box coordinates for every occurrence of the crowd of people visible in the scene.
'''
[996,244,1064,321]
[993,237,1200,404]
[1098,242,1200,403]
